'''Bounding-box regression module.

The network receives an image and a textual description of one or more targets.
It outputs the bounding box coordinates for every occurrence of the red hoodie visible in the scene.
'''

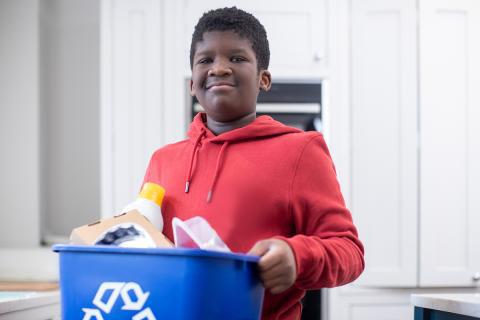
[143,113,364,320]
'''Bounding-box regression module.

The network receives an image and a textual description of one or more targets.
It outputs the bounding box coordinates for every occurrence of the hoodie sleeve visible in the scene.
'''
[142,149,162,186]
[277,134,364,289]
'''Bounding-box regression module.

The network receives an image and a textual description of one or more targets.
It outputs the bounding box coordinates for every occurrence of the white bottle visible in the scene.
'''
[122,182,165,232]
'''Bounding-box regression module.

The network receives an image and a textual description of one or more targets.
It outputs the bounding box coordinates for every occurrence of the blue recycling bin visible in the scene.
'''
[53,245,264,320]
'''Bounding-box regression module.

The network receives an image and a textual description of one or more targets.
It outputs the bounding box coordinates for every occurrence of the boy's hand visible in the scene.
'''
[248,239,297,294]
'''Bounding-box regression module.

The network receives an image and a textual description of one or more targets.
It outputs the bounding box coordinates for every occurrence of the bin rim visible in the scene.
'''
[52,244,259,263]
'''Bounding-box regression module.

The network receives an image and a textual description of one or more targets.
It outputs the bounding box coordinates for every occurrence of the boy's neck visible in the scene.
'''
[205,112,256,135]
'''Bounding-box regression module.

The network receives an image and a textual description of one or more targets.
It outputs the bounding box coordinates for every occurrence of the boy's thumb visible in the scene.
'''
[247,240,272,257]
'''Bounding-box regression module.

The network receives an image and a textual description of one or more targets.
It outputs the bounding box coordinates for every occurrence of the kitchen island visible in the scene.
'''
[412,293,480,319]
[0,285,60,320]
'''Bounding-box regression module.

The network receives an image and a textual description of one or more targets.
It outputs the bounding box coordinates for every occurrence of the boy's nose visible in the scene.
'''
[207,61,232,76]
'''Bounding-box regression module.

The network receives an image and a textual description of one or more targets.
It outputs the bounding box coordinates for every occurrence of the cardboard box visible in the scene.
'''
[70,210,173,248]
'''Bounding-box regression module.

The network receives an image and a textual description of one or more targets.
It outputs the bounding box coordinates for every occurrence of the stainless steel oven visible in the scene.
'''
[191,81,322,133]
[189,81,323,320]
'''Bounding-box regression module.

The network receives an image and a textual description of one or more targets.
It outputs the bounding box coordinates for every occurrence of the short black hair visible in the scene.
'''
[189,7,270,72]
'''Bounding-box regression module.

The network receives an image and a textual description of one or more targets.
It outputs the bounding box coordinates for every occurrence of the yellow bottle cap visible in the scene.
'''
[139,182,165,207]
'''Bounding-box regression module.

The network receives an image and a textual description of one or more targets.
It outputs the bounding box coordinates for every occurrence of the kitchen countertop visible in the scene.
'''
[412,293,480,318]
[0,282,60,320]
[0,291,60,314]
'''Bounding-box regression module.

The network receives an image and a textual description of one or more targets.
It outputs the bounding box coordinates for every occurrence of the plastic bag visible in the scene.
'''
[172,216,231,252]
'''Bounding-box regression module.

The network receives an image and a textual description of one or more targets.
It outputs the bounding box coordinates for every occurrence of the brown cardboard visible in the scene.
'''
[70,210,173,248]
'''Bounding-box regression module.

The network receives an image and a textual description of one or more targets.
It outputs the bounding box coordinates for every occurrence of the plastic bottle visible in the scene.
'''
[122,182,166,232]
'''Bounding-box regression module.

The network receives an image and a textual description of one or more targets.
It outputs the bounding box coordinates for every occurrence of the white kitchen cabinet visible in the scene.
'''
[101,0,166,216]
[182,0,328,79]
[419,0,480,287]
[0,291,60,320]
[342,0,480,289]
[328,0,480,318]
[349,0,418,287]
[327,287,480,320]
[328,287,413,320]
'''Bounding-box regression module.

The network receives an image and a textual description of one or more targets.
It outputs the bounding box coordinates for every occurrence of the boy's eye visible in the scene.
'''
[197,57,212,64]
[231,56,247,62]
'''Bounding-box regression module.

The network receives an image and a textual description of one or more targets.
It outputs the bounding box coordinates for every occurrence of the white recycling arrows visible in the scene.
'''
[93,282,124,313]
[121,282,150,310]
[132,308,157,320]
[82,308,104,320]
[83,282,157,320]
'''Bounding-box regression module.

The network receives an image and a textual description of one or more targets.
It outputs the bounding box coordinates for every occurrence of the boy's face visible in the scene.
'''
[190,30,271,123]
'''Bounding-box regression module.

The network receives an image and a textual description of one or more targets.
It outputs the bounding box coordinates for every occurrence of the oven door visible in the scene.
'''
[192,102,322,132]
[256,102,322,132]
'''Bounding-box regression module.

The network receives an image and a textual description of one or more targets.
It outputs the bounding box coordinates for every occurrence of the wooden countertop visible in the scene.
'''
[0,282,58,291]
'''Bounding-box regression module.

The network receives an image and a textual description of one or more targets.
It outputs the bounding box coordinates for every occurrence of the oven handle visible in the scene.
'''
[193,102,321,114]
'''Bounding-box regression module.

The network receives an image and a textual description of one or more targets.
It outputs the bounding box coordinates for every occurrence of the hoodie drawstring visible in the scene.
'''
[207,142,229,203]
[184,113,301,203]
[184,129,229,203]
[185,128,206,193]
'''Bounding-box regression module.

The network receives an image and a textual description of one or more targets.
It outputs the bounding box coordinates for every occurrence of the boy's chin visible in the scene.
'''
[205,110,255,123]
[205,113,238,123]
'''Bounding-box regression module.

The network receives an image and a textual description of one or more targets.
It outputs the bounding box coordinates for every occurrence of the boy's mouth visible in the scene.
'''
[206,81,236,90]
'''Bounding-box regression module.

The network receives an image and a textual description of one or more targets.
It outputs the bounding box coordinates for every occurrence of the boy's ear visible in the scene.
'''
[189,79,196,96]
[259,70,272,91]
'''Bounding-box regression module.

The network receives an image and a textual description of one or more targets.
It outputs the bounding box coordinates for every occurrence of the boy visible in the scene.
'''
[142,7,364,320]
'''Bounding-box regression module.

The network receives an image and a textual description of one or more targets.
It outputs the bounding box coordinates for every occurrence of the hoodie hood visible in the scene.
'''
[187,112,301,143]
[185,113,301,202]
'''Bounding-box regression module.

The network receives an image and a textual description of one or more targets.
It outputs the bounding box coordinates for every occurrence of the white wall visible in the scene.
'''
[0,0,41,247]
[40,0,100,242]
[0,0,100,245]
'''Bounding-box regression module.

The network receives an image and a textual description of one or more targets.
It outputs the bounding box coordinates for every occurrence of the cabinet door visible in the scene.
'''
[350,0,418,286]
[419,0,480,286]
[327,287,413,320]
[101,0,164,216]
[182,0,327,78]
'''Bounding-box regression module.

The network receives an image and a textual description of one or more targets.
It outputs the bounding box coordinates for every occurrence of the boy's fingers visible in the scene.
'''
[249,239,297,295]
[257,247,283,271]
[260,264,286,282]
[247,240,271,257]
[263,274,291,295]
[270,284,289,295]
[264,276,285,290]
[249,239,295,272]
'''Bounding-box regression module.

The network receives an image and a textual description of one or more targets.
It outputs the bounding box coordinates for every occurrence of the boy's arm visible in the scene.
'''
[277,134,365,289]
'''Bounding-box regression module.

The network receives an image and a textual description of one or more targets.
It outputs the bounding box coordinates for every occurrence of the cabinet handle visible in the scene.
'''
[313,52,322,62]
[473,272,480,281]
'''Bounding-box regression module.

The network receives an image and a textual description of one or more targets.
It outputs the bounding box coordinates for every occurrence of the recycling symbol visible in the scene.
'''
[82,282,157,320]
